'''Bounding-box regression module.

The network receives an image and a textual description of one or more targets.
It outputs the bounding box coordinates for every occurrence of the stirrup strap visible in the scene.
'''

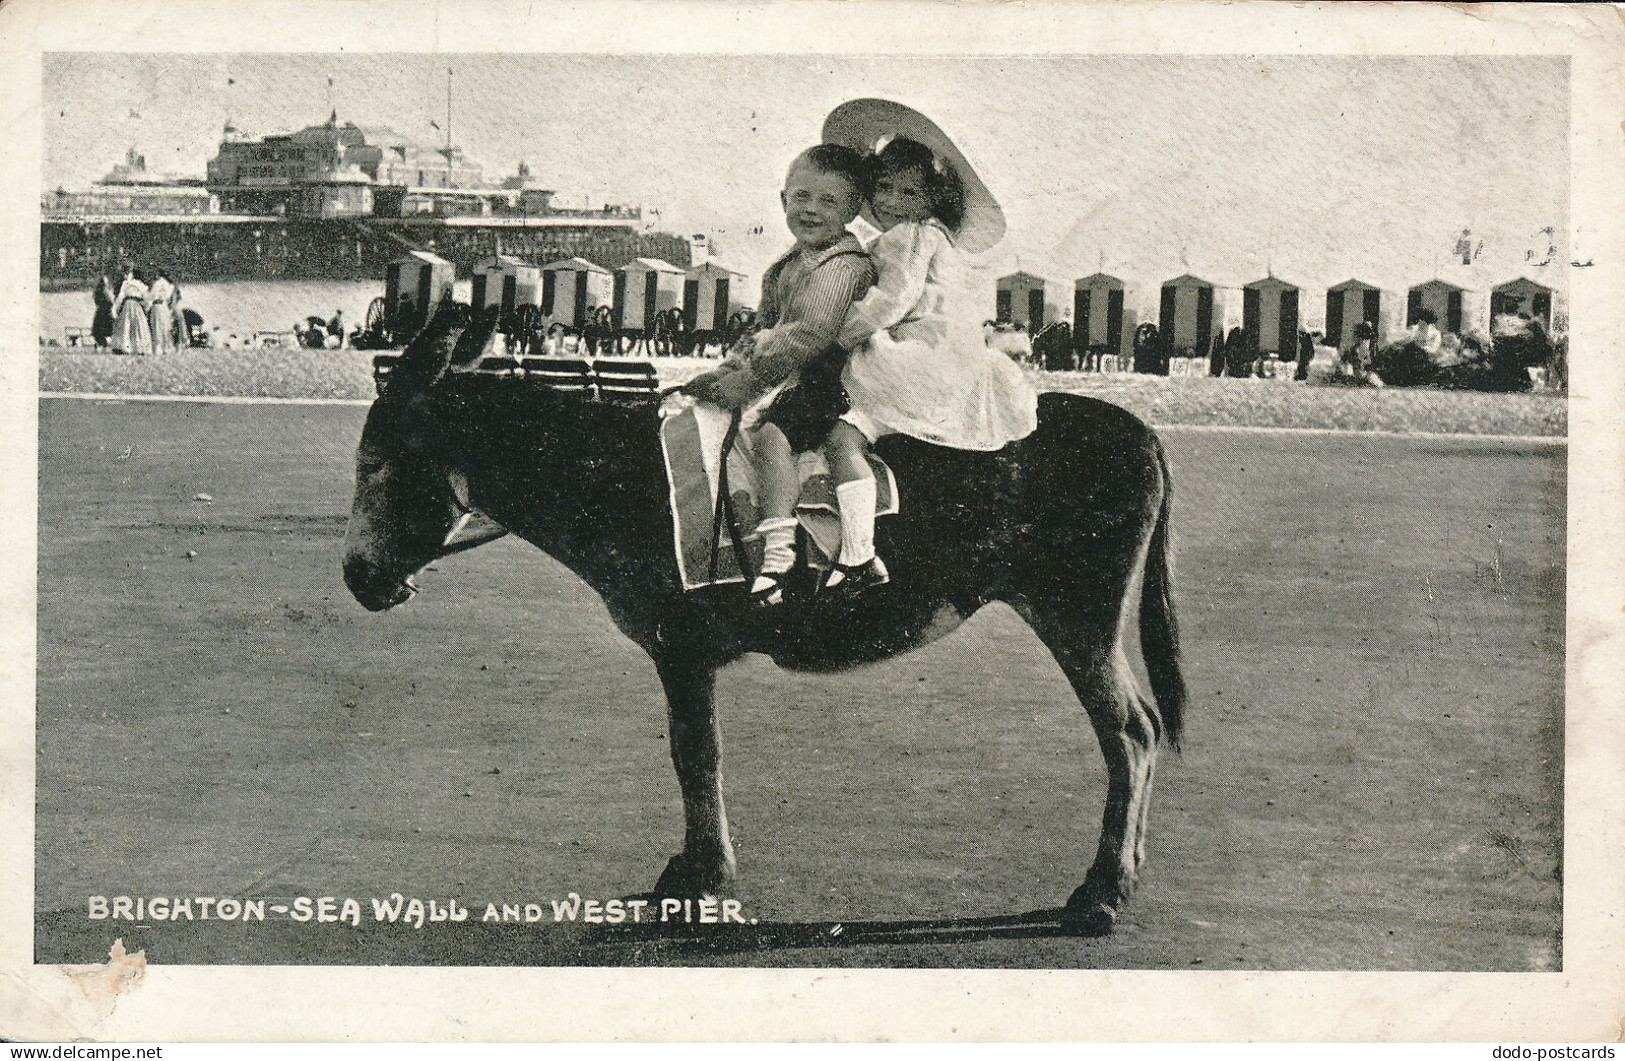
[708,410,758,585]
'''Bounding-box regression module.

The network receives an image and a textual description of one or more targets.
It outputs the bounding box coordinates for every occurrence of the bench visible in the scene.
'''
[476,356,523,376]
[591,359,661,399]
[519,357,594,394]
[255,330,292,349]
[63,326,93,347]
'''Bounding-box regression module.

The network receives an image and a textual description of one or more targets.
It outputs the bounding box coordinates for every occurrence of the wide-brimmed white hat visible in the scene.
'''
[822,98,1005,254]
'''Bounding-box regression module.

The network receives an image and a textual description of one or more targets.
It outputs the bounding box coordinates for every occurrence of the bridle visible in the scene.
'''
[437,467,510,560]
[381,386,511,571]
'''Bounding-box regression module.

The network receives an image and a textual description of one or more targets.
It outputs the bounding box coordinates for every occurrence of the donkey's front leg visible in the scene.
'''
[652,656,738,896]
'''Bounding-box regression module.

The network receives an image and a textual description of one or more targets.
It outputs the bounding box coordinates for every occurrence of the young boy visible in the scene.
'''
[683,144,876,606]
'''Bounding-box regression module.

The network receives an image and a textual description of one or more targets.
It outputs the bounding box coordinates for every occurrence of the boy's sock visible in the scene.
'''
[756,517,799,576]
[835,478,878,567]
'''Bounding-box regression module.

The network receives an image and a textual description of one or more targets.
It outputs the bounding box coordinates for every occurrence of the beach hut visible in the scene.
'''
[384,250,456,337]
[1407,278,1489,337]
[540,257,614,329]
[683,261,746,333]
[1072,272,1141,363]
[1158,274,1240,356]
[1242,275,1302,358]
[1490,277,1559,328]
[470,255,542,319]
[613,257,687,332]
[996,271,1047,331]
[1325,278,1403,352]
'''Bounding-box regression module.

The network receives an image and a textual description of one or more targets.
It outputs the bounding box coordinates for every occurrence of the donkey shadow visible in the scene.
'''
[559,905,1104,963]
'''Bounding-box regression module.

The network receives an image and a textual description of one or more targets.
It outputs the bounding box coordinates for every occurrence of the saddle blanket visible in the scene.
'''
[659,397,898,591]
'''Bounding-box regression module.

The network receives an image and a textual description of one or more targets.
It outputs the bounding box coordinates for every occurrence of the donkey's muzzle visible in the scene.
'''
[344,554,419,612]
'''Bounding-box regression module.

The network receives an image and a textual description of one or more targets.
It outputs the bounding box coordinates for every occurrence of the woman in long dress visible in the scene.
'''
[111,266,153,356]
[169,280,190,348]
[91,274,116,348]
[147,270,176,355]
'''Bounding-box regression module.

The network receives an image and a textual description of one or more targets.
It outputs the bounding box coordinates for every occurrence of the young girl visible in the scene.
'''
[818,101,1039,597]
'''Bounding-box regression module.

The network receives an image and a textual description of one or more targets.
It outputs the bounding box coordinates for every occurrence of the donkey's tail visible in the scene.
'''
[1141,436,1187,750]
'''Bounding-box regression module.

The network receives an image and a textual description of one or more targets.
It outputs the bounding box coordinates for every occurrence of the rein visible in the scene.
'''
[707,410,757,586]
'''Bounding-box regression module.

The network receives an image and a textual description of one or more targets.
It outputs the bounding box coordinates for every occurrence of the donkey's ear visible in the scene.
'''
[390,298,471,394]
[450,304,501,367]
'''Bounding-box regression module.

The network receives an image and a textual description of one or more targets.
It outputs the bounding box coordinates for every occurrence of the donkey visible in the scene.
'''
[343,306,1187,934]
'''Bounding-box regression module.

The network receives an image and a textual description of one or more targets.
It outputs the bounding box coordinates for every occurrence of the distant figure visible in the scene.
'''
[1491,309,1529,340]
[147,270,176,355]
[182,308,205,347]
[1482,314,1548,393]
[327,309,347,349]
[1408,309,1443,356]
[1341,320,1379,383]
[1374,309,1442,386]
[1222,326,1251,378]
[1455,228,1475,266]
[1295,330,1315,381]
[167,278,188,348]
[91,274,116,348]
[1207,331,1224,377]
[982,321,1032,363]
[1131,322,1160,374]
[111,265,152,355]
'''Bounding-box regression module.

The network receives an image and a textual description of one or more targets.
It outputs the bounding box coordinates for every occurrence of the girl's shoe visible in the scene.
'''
[750,572,788,608]
[820,556,890,601]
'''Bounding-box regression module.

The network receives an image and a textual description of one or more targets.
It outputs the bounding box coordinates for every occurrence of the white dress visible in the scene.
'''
[146,277,176,355]
[111,279,152,355]
[838,219,1037,451]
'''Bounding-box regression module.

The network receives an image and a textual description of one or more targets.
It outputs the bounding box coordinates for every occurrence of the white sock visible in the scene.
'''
[756,517,798,575]
[835,478,878,567]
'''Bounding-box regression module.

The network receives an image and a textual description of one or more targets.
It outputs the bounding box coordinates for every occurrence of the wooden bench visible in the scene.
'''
[63,326,93,348]
[255,330,292,349]
[520,357,594,394]
[477,356,523,376]
[591,359,661,399]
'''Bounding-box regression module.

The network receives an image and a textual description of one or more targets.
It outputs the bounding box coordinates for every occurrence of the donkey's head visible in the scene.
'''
[343,301,496,611]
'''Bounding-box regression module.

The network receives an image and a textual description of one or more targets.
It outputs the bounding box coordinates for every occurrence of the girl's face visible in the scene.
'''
[870,164,933,231]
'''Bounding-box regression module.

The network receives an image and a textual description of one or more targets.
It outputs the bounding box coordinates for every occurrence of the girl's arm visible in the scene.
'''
[836,223,941,351]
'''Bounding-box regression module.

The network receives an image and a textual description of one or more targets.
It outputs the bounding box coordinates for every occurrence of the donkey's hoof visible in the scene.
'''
[1059,899,1117,937]
[1061,881,1124,936]
[650,852,736,900]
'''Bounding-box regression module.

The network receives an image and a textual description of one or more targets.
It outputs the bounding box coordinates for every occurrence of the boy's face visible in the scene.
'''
[780,162,862,250]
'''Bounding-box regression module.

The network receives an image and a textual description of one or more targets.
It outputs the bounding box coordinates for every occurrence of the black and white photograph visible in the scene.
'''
[2,0,1621,1043]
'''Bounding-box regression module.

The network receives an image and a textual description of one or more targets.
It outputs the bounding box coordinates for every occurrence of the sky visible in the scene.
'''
[42,53,1569,307]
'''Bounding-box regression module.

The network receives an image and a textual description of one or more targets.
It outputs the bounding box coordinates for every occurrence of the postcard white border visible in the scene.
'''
[1,0,1620,1042]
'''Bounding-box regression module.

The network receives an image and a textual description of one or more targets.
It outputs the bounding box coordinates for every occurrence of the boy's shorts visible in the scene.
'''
[739,375,794,432]
[839,406,891,444]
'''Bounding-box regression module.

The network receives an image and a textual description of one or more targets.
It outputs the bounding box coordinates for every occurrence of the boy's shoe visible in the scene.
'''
[749,572,788,608]
[819,556,890,602]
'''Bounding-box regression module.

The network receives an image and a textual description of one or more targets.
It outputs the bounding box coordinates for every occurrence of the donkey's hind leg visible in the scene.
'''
[1018,606,1162,935]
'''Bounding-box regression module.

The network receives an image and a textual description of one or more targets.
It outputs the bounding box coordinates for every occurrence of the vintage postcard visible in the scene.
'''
[1,0,1621,1043]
